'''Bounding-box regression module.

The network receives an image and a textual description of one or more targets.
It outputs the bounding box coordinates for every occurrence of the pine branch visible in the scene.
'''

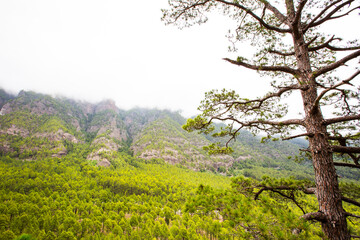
[227,84,307,113]
[304,0,355,31]
[345,212,360,219]
[212,116,304,128]
[223,58,299,75]
[303,0,342,32]
[172,0,210,23]
[334,162,360,169]
[308,35,360,52]
[217,0,290,33]
[325,5,360,22]
[329,134,360,143]
[301,211,327,222]
[342,196,360,208]
[332,145,360,154]
[268,49,295,56]
[313,49,360,77]
[294,0,308,27]
[329,134,360,165]
[267,36,317,57]
[259,0,288,24]
[312,70,360,112]
[323,114,360,125]
[253,185,315,214]
[282,132,313,140]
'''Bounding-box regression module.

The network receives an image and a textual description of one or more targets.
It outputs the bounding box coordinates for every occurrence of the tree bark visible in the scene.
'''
[289,3,350,238]
[304,106,349,239]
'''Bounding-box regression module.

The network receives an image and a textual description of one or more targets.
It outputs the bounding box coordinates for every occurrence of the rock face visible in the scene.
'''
[94,100,118,113]
[0,91,127,163]
[0,89,306,173]
[34,129,79,143]
[0,89,15,111]
[0,90,237,170]
[131,117,235,172]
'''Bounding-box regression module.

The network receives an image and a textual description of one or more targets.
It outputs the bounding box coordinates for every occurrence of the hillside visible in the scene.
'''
[0,89,307,177]
[0,89,359,239]
[0,89,358,181]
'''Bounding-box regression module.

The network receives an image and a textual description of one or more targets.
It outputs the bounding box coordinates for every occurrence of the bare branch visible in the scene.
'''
[312,70,360,111]
[253,185,316,214]
[294,0,308,26]
[304,0,355,31]
[259,0,288,24]
[332,145,360,154]
[267,36,318,57]
[308,36,360,52]
[301,211,327,222]
[313,49,360,77]
[234,84,307,107]
[345,212,360,219]
[169,0,211,23]
[334,162,360,169]
[303,0,342,32]
[223,58,299,75]
[282,132,313,140]
[268,49,295,56]
[247,84,307,108]
[214,117,304,128]
[323,114,360,125]
[342,196,360,208]
[216,0,290,33]
[323,5,360,22]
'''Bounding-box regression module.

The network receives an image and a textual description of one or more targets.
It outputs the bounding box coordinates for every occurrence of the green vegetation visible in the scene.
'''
[1,151,358,239]
[163,0,360,238]
[0,154,329,239]
[0,89,359,239]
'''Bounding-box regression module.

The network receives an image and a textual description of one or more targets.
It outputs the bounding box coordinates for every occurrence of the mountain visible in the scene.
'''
[0,89,359,240]
[0,88,357,181]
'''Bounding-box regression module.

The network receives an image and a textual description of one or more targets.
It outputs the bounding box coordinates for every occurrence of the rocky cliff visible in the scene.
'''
[0,89,317,177]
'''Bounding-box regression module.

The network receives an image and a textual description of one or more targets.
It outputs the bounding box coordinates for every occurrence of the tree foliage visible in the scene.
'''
[163,0,360,239]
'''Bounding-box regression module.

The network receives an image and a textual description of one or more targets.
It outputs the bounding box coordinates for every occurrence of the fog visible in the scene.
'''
[0,1,357,118]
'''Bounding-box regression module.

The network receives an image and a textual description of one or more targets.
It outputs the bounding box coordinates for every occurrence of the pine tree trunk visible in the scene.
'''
[301,87,350,239]
[291,12,351,237]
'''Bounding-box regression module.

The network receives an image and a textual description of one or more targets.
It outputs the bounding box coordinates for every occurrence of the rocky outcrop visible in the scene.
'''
[34,129,79,143]
[0,125,29,137]
[0,89,265,171]
[94,100,118,113]
[86,136,120,167]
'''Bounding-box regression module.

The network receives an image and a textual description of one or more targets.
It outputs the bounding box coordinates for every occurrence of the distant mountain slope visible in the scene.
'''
[131,116,233,171]
[0,89,15,109]
[1,88,357,181]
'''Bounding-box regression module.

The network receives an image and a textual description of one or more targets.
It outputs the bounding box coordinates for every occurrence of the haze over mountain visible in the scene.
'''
[0,88,358,181]
[0,89,305,177]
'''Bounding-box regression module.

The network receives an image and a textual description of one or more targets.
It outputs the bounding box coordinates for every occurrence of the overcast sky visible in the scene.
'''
[0,1,358,117]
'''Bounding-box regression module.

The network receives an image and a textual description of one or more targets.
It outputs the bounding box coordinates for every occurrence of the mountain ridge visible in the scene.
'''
[0,88,337,180]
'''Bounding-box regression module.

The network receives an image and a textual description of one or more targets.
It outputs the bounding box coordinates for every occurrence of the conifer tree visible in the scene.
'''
[162,1,360,239]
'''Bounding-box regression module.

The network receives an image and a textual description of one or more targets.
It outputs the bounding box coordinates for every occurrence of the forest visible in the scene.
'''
[2,0,360,239]
[0,89,359,239]
[1,149,358,240]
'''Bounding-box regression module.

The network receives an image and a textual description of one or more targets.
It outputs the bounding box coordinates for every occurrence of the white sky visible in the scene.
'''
[0,0,267,117]
[0,1,358,117]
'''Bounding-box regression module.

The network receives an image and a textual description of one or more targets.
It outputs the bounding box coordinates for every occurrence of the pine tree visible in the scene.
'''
[163,1,360,239]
